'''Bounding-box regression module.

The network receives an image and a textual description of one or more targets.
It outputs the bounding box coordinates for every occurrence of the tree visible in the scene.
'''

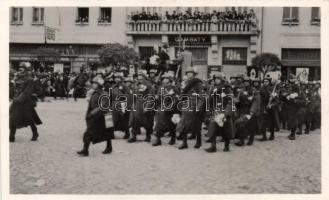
[98,43,139,66]
[251,53,281,80]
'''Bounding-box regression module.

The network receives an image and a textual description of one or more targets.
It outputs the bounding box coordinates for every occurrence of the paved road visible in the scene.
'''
[10,99,321,194]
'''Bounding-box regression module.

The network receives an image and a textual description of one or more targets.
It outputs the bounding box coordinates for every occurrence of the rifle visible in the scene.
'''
[267,81,280,109]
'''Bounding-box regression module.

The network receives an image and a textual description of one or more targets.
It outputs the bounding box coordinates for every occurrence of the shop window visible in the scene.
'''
[282,7,299,25]
[76,7,89,24]
[222,47,247,65]
[98,7,112,24]
[32,7,44,25]
[11,7,23,25]
[311,7,320,25]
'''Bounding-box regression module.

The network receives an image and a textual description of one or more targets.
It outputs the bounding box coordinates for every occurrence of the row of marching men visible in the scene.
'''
[77,67,321,156]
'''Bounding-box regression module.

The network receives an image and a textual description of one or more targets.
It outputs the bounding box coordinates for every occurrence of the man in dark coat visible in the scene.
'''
[284,77,306,140]
[77,76,112,156]
[259,78,280,141]
[152,73,179,146]
[235,77,262,146]
[128,70,155,143]
[73,68,88,101]
[176,67,206,149]
[205,83,235,152]
[111,72,131,139]
[9,63,42,142]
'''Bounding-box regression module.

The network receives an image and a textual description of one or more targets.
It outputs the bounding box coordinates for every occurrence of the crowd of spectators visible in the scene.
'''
[130,8,257,24]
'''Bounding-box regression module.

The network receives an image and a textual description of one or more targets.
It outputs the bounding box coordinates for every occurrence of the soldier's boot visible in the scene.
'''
[77,141,90,156]
[305,123,310,134]
[223,139,230,152]
[102,139,112,154]
[235,137,245,147]
[296,124,303,135]
[205,144,217,153]
[269,131,275,140]
[145,129,152,142]
[9,128,16,143]
[258,131,267,141]
[194,133,201,149]
[288,129,296,140]
[178,133,188,150]
[247,134,254,146]
[30,125,39,141]
[176,134,183,140]
[205,134,216,153]
[123,130,130,139]
[188,133,196,140]
[152,132,162,146]
[128,128,137,143]
[168,130,176,145]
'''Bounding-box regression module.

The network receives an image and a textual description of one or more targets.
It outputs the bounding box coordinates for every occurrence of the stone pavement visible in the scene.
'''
[10,99,321,194]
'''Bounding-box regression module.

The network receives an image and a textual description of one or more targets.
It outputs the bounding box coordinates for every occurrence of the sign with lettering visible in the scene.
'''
[208,65,222,78]
[169,35,211,46]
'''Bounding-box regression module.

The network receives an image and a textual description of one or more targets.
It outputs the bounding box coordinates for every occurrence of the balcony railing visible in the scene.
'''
[127,20,259,34]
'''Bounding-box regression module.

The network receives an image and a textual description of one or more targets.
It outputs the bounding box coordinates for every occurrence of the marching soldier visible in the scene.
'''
[10,62,42,142]
[235,76,262,146]
[111,72,131,139]
[205,82,235,152]
[152,73,180,146]
[284,75,306,140]
[77,76,112,156]
[176,67,206,149]
[128,70,155,143]
[259,78,280,141]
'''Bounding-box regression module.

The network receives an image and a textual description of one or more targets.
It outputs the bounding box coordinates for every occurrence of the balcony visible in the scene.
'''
[127,20,259,35]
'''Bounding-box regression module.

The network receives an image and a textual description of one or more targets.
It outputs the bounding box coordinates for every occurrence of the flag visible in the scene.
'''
[44,26,56,41]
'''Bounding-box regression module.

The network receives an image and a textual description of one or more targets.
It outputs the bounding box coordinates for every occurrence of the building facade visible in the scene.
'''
[9,7,320,80]
[262,7,320,81]
[10,7,128,73]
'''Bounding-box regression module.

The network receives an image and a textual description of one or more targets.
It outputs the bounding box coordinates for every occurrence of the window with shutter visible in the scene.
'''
[99,7,112,24]
[11,7,23,25]
[311,7,320,24]
[282,7,290,21]
[282,7,299,25]
[32,7,44,25]
[291,7,299,22]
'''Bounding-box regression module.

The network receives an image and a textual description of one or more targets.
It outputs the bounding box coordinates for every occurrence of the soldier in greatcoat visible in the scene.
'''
[205,83,235,152]
[111,72,132,139]
[128,70,156,143]
[176,67,206,149]
[77,76,112,156]
[152,73,180,146]
[9,62,42,142]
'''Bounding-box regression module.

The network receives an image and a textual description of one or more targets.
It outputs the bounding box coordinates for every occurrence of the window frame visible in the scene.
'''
[282,7,299,26]
[31,7,44,25]
[11,7,23,25]
[310,7,320,25]
[76,7,89,25]
[222,47,248,65]
[98,7,112,25]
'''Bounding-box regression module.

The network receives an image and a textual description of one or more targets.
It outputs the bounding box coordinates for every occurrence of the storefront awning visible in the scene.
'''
[281,60,320,67]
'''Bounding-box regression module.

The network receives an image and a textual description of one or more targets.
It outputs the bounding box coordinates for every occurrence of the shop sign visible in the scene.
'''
[169,35,211,45]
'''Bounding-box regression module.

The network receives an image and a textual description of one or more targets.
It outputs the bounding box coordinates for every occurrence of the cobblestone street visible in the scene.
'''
[10,100,321,194]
